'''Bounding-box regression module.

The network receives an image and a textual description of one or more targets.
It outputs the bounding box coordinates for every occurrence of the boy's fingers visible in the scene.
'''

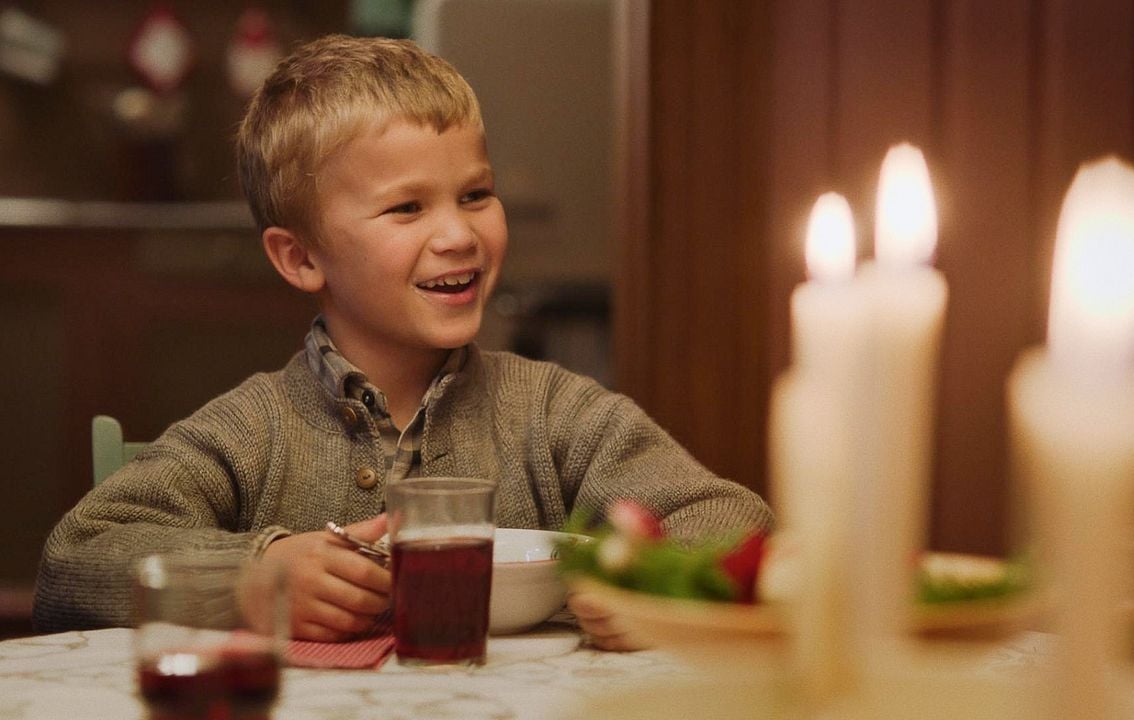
[584,629,643,652]
[343,514,389,542]
[316,571,390,615]
[327,547,392,593]
[567,591,612,620]
[293,622,348,643]
[568,593,652,652]
[579,619,651,652]
[292,599,376,640]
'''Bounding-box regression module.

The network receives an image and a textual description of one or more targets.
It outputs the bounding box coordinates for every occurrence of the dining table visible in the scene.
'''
[0,610,1063,720]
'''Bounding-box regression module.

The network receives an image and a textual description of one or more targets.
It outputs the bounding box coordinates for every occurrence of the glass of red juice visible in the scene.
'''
[386,476,497,667]
[133,553,288,720]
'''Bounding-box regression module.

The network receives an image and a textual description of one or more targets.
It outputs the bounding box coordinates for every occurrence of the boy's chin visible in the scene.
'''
[428,326,482,350]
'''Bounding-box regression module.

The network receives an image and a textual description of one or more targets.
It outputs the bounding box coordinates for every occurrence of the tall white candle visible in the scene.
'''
[1008,157,1134,720]
[855,143,948,642]
[769,192,866,705]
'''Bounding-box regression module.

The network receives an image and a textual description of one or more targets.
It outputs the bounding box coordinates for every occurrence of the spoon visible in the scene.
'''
[325,521,391,565]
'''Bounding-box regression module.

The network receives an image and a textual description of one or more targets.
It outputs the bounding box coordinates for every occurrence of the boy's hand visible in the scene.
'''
[263,515,392,642]
[567,591,650,652]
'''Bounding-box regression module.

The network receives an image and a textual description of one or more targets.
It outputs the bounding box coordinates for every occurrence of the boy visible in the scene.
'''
[34,35,772,648]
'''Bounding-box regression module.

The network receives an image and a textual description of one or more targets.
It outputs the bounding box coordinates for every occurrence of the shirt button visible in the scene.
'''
[355,466,378,489]
[339,406,359,427]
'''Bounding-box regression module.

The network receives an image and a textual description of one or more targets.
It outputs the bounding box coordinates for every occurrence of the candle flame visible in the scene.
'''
[805,192,856,282]
[875,143,938,268]
[1048,156,1134,376]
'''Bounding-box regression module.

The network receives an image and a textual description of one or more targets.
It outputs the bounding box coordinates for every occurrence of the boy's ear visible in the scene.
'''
[262,226,325,293]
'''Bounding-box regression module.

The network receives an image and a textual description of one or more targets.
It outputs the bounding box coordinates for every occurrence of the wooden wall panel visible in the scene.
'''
[832,0,937,226]
[934,1,1034,554]
[647,2,695,436]
[620,0,1134,553]
[611,0,652,408]
[615,1,772,492]
[766,0,834,381]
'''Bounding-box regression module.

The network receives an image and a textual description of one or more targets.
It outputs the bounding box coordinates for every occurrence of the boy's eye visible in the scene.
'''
[461,188,494,204]
[383,201,421,215]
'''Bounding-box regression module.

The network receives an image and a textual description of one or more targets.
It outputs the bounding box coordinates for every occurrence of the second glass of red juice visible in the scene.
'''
[133,553,288,720]
[386,476,497,667]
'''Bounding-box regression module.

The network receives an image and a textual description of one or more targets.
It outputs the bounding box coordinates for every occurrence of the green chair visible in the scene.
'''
[91,415,148,486]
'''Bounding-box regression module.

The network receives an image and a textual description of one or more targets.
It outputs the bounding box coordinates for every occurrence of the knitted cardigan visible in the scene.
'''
[34,346,773,632]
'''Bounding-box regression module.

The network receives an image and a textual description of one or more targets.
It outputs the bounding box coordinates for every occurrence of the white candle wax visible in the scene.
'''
[769,371,858,706]
[1008,157,1134,720]
[855,144,948,643]
[770,192,866,705]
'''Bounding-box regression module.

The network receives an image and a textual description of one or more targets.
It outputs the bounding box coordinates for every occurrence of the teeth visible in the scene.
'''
[420,272,475,289]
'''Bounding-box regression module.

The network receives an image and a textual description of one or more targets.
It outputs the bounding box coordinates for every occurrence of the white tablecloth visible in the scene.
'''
[2,621,1079,720]
[0,622,697,720]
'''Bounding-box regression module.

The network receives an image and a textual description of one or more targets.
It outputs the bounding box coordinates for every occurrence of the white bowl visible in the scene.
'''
[490,528,591,635]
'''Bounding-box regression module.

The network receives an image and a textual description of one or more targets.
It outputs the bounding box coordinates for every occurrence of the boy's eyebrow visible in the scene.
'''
[468,165,495,184]
[370,165,495,199]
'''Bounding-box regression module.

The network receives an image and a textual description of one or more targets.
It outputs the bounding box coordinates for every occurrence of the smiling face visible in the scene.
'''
[306,119,508,367]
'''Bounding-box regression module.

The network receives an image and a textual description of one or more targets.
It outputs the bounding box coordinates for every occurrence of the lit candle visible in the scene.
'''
[769,192,865,705]
[855,143,948,642]
[1008,157,1134,720]
[792,192,862,368]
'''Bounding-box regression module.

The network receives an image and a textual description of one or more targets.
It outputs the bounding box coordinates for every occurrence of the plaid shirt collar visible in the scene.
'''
[304,316,466,405]
[303,317,466,482]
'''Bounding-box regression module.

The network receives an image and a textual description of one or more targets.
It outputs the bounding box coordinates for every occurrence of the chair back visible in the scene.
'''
[91,415,148,486]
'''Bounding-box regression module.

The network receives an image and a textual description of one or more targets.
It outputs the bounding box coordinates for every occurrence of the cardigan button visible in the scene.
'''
[339,406,360,427]
[355,466,378,489]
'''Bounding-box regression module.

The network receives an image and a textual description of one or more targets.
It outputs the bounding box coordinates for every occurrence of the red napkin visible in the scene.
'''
[285,612,395,669]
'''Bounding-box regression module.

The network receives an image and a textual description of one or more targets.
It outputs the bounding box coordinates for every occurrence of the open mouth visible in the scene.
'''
[417,271,478,294]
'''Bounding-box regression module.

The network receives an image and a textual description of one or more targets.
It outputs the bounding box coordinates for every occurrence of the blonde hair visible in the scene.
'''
[236,34,483,245]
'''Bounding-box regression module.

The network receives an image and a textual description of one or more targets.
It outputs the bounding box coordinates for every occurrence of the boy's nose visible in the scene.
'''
[429,209,478,253]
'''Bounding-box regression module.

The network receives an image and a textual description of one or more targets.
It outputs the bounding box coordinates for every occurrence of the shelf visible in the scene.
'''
[0,197,254,231]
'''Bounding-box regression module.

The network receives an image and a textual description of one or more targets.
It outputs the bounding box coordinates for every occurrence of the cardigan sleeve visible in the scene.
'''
[544,369,774,542]
[33,382,291,634]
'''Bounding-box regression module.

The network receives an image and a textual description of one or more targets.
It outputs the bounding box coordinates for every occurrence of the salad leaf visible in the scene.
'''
[557,502,761,603]
[557,502,1033,607]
